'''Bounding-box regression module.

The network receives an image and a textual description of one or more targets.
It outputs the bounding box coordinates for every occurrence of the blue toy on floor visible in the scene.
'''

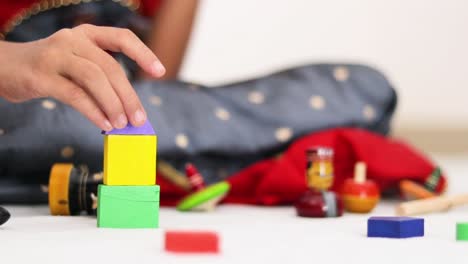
[367,216,424,238]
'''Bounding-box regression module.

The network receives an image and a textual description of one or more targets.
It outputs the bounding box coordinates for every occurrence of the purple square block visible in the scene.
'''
[102,120,155,135]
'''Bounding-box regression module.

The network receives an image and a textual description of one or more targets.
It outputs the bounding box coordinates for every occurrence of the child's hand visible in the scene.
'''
[0,24,166,131]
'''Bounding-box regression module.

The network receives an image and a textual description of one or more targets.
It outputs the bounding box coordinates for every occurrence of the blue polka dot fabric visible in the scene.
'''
[0,63,397,187]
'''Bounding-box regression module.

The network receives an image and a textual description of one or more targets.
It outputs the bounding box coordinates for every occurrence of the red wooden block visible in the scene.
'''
[164,231,219,253]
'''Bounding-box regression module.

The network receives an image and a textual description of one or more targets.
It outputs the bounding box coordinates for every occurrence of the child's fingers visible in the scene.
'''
[72,37,147,127]
[59,55,127,129]
[50,76,113,132]
[75,24,166,78]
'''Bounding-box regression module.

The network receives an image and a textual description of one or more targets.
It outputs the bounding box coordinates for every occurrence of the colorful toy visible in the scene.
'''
[396,193,468,216]
[0,206,10,226]
[49,163,100,216]
[424,167,443,192]
[295,190,343,217]
[165,230,219,253]
[456,223,468,241]
[185,163,206,191]
[296,146,342,217]
[177,182,230,211]
[399,180,436,200]
[341,162,380,213]
[97,185,159,228]
[103,132,156,186]
[306,147,334,191]
[98,120,160,228]
[367,216,424,238]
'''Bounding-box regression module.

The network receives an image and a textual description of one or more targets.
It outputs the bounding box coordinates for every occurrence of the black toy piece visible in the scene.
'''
[0,206,10,226]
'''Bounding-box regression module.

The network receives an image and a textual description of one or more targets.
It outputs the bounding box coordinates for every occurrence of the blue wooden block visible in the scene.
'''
[367,216,424,238]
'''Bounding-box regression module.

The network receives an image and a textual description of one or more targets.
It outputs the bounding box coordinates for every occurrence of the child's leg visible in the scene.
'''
[0,63,396,186]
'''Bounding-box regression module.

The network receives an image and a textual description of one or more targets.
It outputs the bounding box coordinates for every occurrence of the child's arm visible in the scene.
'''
[144,0,199,80]
[0,24,165,131]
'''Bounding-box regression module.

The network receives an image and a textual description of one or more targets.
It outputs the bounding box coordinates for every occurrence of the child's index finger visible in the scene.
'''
[76,25,166,78]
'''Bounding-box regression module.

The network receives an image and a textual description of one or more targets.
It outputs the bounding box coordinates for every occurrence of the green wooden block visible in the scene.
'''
[97,185,160,228]
[457,222,468,241]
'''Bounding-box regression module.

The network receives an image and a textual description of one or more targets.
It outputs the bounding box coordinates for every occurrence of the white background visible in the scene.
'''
[180,0,468,130]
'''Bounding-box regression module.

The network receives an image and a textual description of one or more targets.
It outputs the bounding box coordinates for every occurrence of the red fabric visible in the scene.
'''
[158,128,447,206]
[0,0,35,31]
[139,0,163,17]
[0,0,162,32]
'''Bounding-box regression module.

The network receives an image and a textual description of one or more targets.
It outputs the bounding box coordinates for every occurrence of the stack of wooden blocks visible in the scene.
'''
[97,121,159,228]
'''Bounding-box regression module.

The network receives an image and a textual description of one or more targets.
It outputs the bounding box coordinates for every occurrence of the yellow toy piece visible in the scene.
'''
[49,163,73,215]
[104,135,157,185]
[306,147,334,191]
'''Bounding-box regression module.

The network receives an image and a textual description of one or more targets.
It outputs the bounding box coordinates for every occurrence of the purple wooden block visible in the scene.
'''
[102,120,155,135]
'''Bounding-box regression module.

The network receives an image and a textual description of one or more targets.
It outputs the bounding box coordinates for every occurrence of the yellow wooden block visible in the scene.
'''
[104,135,157,185]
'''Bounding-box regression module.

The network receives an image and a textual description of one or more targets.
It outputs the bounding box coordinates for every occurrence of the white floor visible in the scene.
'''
[1,153,468,264]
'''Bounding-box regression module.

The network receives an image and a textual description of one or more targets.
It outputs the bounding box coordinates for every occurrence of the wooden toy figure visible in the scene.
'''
[340,162,380,213]
[49,163,101,216]
[185,163,206,191]
[399,180,436,201]
[177,163,230,212]
[397,167,444,201]
[295,146,342,218]
[306,147,334,191]
[295,189,343,217]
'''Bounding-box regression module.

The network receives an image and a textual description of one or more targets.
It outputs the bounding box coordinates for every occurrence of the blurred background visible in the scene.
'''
[179,0,468,154]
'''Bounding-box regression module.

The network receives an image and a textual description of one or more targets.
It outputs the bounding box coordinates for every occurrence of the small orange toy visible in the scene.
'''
[399,180,436,200]
[341,162,380,213]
